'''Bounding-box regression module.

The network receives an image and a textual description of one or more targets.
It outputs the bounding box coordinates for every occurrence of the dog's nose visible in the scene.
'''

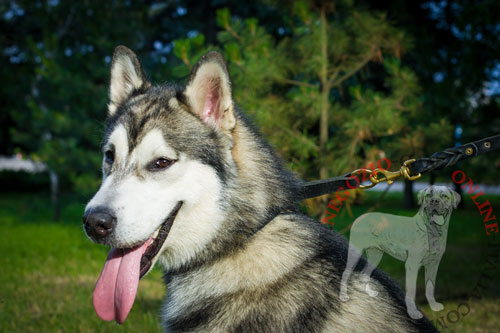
[430,198,440,205]
[83,207,116,239]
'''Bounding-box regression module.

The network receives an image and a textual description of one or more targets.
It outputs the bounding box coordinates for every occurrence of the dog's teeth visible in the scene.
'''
[153,228,160,239]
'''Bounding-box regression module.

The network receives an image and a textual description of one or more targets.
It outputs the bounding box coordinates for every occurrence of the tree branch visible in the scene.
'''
[283,127,319,151]
[223,24,240,40]
[56,7,76,40]
[328,48,376,87]
[276,77,316,88]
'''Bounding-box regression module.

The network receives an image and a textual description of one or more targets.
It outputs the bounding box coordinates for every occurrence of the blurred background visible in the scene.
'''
[1,0,499,332]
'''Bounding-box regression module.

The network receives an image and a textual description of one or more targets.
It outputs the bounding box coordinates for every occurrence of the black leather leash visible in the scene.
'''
[408,134,500,175]
[301,133,500,199]
[302,175,358,199]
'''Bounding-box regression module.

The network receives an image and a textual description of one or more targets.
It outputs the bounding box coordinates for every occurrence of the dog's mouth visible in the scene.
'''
[139,201,183,279]
[92,202,182,324]
[429,207,448,225]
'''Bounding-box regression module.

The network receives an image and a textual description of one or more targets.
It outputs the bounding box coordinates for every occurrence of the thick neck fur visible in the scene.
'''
[229,110,302,216]
[164,109,303,275]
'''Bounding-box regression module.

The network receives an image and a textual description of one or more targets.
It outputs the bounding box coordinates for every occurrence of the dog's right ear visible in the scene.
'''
[108,46,150,116]
[450,188,461,208]
[417,188,429,205]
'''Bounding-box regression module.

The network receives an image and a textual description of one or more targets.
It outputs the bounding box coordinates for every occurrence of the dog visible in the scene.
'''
[339,185,460,320]
[82,45,437,332]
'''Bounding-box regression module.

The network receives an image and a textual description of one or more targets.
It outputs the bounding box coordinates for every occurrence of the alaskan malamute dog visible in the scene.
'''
[83,46,436,332]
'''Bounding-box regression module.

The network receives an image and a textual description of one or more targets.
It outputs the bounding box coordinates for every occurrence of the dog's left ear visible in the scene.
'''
[450,188,461,208]
[183,51,236,133]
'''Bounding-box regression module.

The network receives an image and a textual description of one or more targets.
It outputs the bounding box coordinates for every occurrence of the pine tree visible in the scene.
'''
[173,1,452,217]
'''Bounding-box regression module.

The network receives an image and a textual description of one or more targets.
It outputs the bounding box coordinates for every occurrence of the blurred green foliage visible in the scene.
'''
[2,0,155,195]
[172,2,453,181]
[1,0,499,196]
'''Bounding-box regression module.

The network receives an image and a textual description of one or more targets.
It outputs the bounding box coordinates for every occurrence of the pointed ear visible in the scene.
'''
[183,51,236,132]
[108,45,150,115]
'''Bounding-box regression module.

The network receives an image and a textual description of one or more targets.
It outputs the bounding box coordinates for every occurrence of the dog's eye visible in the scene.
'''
[153,158,174,170]
[105,150,114,164]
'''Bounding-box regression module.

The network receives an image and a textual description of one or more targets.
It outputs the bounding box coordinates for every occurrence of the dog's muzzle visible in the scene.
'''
[428,200,449,226]
[90,201,183,324]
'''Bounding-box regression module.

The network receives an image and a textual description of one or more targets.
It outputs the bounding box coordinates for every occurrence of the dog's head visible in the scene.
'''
[417,185,460,226]
[82,46,238,323]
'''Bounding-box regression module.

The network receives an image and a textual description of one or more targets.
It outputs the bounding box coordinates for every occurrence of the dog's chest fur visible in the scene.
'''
[160,214,316,330]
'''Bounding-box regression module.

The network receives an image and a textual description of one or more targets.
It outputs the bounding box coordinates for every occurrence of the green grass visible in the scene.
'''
[0,191,499,332]
[0,193,164,332]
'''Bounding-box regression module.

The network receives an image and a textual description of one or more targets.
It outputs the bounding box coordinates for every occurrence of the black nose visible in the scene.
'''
[430,198,440,205]
[83,207,116,240]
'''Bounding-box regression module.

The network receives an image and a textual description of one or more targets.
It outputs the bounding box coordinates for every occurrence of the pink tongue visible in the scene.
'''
[93,239,152,324]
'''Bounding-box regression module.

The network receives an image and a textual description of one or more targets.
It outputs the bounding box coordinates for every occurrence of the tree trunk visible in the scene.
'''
[404,179,414,209]
[50,170,60,221]
[203,2,217,44]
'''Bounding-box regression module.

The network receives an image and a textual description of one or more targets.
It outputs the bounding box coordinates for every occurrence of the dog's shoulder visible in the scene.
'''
[262,212,351,265]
